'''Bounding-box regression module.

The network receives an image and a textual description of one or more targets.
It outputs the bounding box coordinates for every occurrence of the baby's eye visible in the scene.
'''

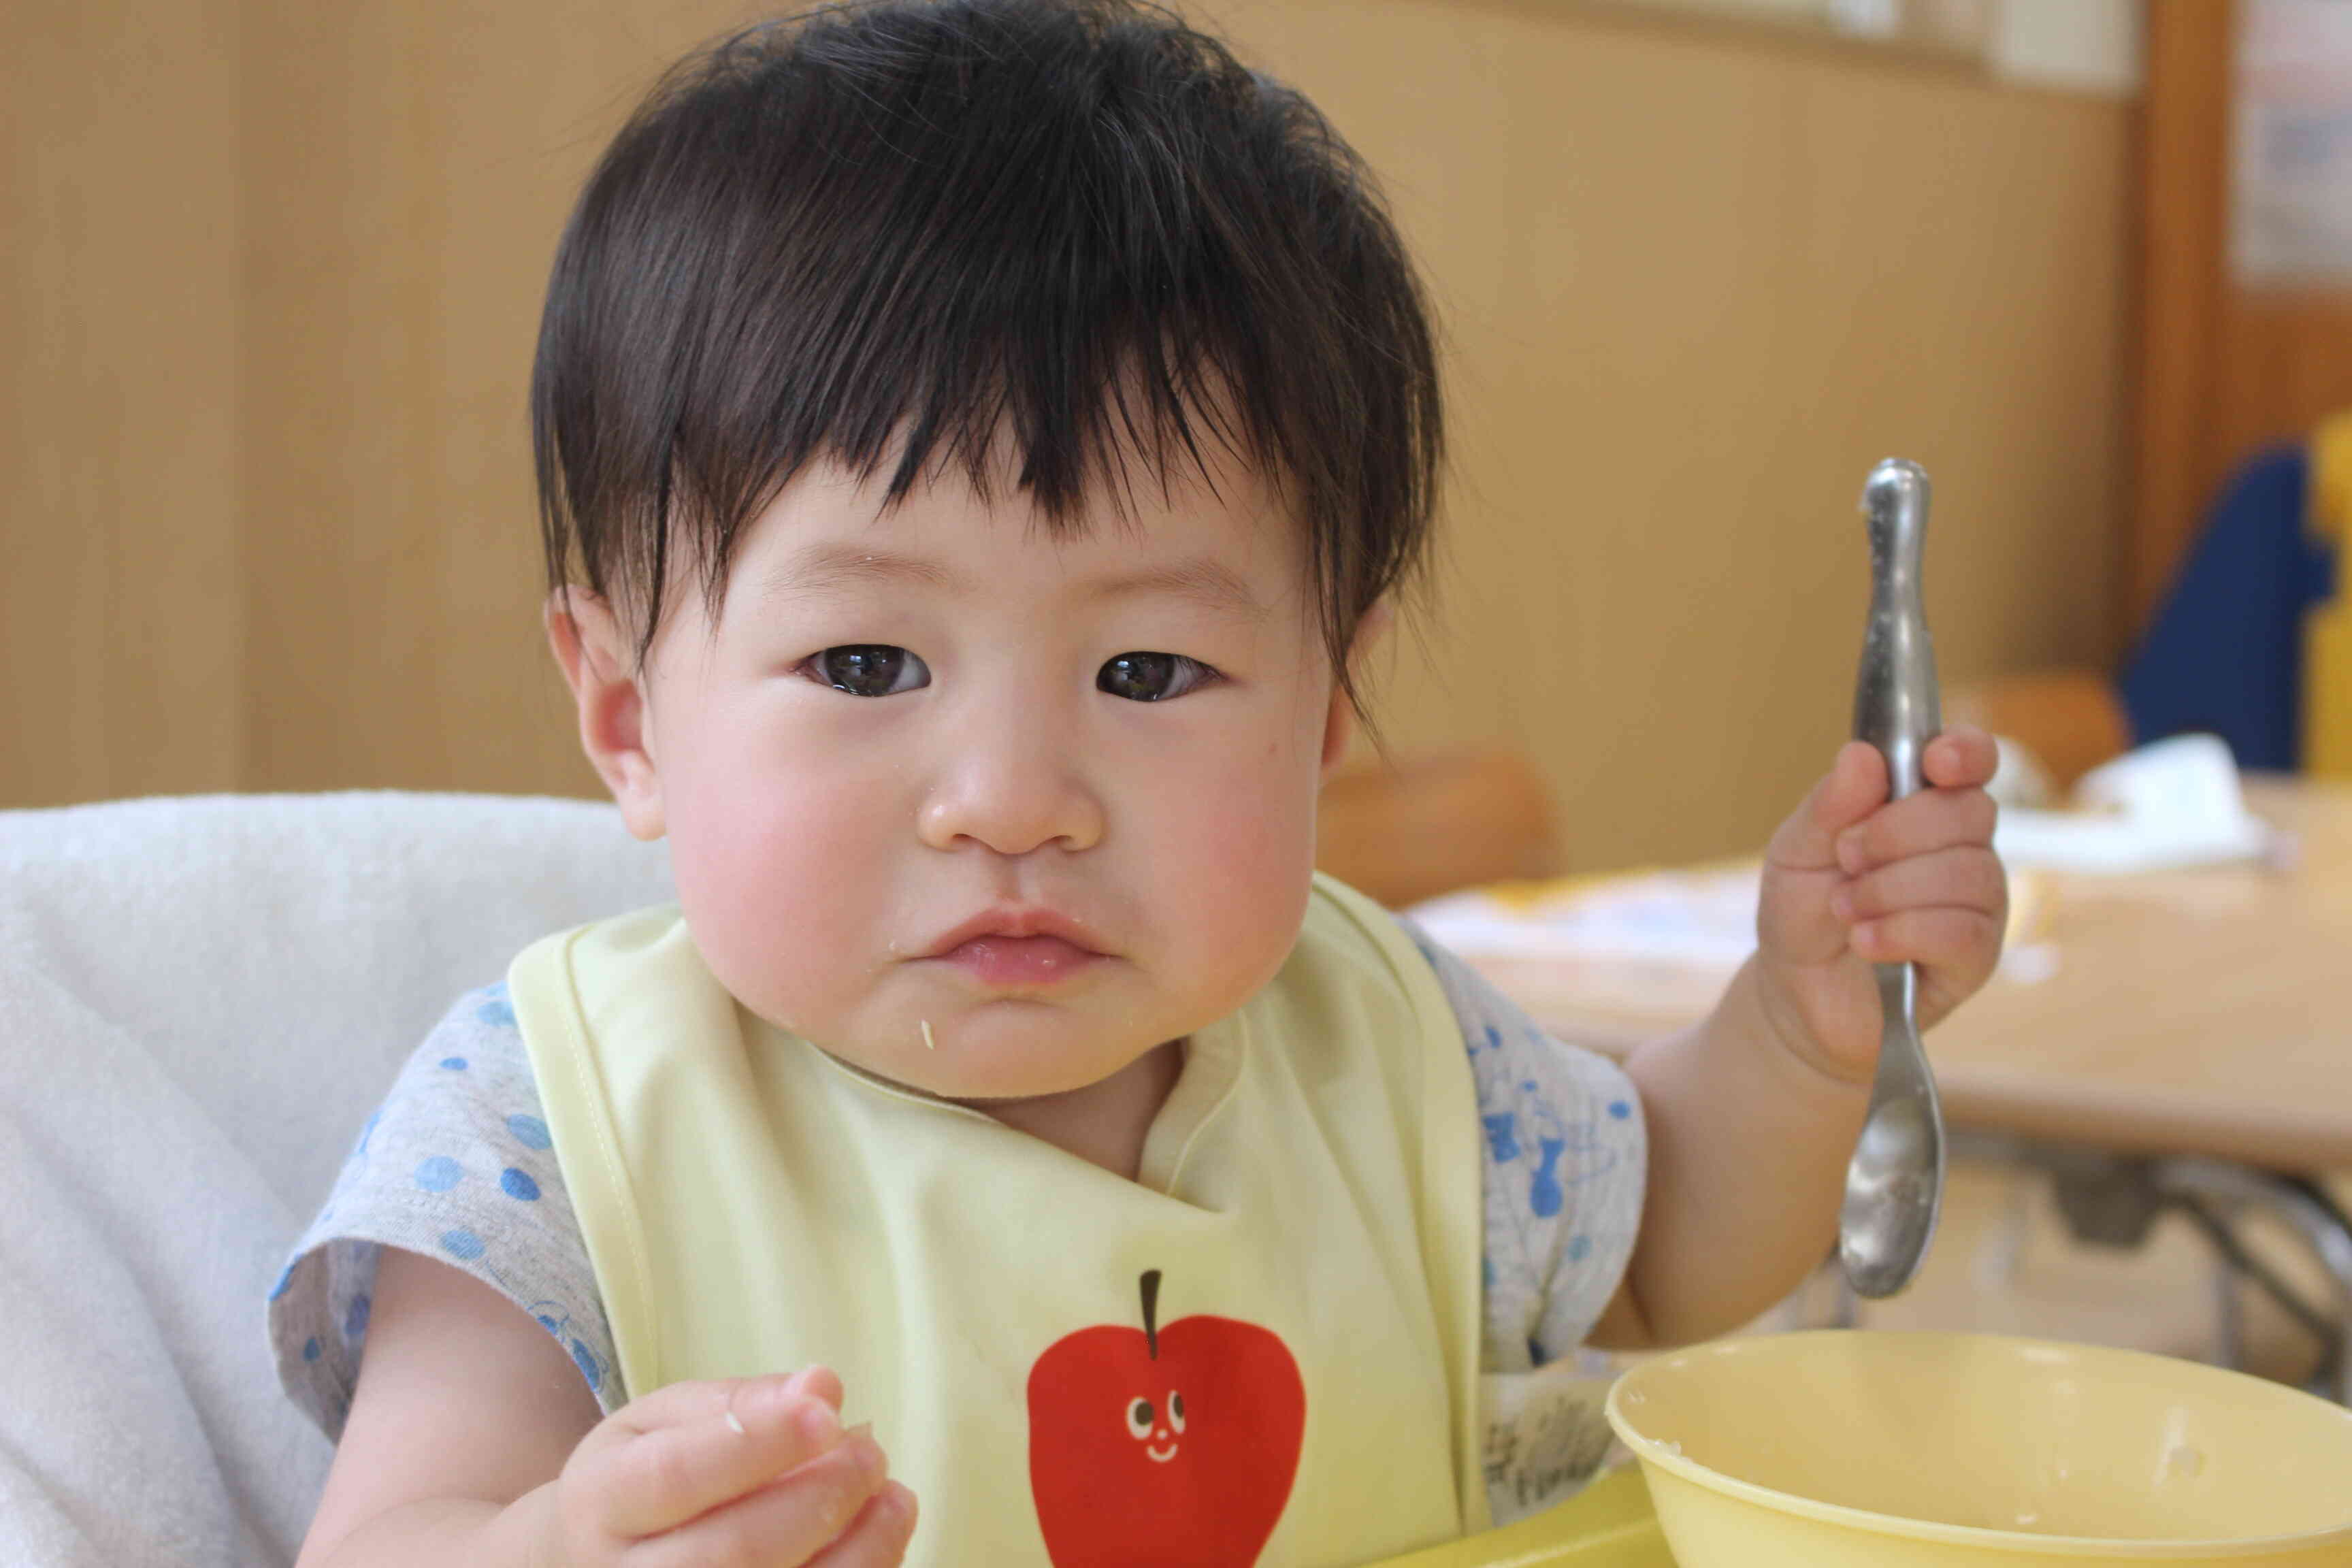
[1098,651,1215,702]
[808,645,930,698]
[1125,1396,1154,1439]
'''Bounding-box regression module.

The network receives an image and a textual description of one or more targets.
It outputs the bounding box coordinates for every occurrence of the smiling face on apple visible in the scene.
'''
[1028,1270,1306,1567]
[1124,1382,1186,1463]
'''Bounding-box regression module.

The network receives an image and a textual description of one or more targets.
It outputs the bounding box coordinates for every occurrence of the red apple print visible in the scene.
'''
[1028,1269,1305,1567]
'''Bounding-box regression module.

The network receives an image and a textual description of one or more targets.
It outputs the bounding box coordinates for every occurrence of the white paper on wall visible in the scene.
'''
[2233,0,2352,286]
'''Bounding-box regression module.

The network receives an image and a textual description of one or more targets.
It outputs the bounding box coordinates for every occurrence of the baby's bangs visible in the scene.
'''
[664,302,1295,630]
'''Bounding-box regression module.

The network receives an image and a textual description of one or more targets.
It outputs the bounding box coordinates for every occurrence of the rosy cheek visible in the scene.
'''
[1144,749,1316,978]
[664,753,892,1025]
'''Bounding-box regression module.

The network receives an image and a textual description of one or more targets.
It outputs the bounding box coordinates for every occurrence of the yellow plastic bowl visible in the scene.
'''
[1603,1330,2352,1565]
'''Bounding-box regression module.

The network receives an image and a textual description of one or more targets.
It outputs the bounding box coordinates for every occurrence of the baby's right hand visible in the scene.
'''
[545,1367,916,1567]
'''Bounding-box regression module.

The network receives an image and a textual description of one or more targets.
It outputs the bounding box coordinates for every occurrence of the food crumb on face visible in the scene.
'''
[921,1018,937,1051]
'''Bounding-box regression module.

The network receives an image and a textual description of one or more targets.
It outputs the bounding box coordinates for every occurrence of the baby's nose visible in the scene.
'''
[915,721,1105,855]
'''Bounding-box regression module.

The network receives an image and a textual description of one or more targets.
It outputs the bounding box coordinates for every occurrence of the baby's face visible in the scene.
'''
[559,434,1362,1102]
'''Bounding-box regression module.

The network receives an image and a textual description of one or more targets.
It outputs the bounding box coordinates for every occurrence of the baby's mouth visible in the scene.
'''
[932,933,1104,990]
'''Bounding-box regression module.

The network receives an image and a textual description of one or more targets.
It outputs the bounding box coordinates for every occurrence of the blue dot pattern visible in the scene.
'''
[414,1156,463,1192]
[526,1298,605,1392]
[266,981,617,1443]
[1399,915,1646,1381]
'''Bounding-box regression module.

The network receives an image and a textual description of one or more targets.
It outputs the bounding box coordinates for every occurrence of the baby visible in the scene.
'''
[269,2,2006,1565]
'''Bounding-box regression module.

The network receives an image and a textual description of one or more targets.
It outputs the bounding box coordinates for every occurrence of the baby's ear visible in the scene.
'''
[1320,598,1394,779]
[544,587,666,841]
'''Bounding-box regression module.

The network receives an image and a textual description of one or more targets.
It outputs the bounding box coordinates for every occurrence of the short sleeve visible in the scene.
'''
[263,982,621,1441]
[1394,917,1647,1377]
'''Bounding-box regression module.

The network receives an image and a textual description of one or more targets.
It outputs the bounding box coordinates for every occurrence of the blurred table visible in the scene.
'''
[1466,777,2352,1170]
[1463,776,2352,1401]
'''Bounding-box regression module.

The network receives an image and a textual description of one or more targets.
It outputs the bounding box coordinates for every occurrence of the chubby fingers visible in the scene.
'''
[1767,740,1888,872]
[1834,774,1997,876]
[1830,845,2007,966]
[1921,723,1999,790]
[574,1367,850,1540]
[1832,845,2006,924]
[630,1429,906,1568]
[1783,725,1998,876]
[1842,904,2006,979]
[798,1483,921,1567]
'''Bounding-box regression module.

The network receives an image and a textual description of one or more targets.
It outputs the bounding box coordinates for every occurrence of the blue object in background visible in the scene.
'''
[2121,448,2340,770]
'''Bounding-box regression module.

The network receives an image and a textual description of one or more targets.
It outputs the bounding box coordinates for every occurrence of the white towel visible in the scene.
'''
[0,791,672,1568]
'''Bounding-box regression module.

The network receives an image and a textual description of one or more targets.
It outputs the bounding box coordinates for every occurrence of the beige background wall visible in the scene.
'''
[3,0,2130,872]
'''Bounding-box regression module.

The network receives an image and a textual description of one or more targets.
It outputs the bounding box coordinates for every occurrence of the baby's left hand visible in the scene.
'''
[1752,725,2007,1083]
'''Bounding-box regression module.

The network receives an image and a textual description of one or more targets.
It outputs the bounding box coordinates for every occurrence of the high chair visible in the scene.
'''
[0,791,674,1568]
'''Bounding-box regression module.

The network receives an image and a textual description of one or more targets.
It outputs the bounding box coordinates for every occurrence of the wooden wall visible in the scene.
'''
[3,0,2133,872]
[5,2,246,802]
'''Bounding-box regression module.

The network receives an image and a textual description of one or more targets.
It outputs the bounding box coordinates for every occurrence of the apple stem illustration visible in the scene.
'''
[1140,1269,1162,1360]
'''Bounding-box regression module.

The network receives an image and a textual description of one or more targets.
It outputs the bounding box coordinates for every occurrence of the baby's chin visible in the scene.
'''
[826,1017,1179,1104]
[726,944,1284,1104]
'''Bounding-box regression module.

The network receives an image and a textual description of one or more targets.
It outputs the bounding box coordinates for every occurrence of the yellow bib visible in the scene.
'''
[509,872,1489,1568]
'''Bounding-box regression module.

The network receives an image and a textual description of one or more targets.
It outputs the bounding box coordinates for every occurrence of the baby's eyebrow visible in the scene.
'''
[1087,558,1266,621]
[757,544,957,602]
[757,544,1265,621]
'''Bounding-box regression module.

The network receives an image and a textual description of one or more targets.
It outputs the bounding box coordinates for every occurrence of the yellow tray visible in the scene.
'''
[1366,1466,1675,1567]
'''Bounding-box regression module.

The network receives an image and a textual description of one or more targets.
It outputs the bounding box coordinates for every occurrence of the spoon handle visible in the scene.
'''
[1856,459,1938,1096]
[1856,459,1938,1048]
[1855,459,1940,796]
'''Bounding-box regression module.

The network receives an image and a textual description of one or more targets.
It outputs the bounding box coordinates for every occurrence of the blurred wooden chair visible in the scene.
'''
[1946,668,2132,796]
[1316,747,1559,909]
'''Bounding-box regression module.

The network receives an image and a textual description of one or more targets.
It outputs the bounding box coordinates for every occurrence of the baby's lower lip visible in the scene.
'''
[934,934,1103,987]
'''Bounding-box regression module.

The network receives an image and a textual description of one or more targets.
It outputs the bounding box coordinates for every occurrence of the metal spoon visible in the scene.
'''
[1838,457,1948,1299]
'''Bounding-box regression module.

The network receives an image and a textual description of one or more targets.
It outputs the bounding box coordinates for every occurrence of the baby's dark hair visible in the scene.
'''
[531,0,1446,720]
